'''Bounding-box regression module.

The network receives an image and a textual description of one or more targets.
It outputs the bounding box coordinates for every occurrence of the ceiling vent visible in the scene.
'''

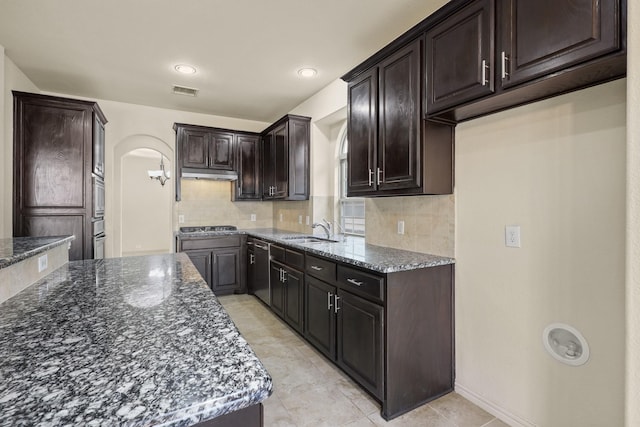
[172,85,199,97]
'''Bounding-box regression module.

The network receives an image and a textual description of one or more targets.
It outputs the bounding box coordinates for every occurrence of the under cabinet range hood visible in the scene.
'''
[181,169,238,181]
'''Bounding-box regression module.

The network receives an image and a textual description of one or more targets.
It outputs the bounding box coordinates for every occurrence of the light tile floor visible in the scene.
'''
[219,294,511,427]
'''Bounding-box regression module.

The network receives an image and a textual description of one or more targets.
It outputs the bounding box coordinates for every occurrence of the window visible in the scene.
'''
[339,131,365,236]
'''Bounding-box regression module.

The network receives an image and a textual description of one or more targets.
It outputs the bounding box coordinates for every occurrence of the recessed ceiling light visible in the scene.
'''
[297,68,317,78]
[175,64,197,74]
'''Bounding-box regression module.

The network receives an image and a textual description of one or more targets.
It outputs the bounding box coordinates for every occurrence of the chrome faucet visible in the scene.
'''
[312,218,332,239]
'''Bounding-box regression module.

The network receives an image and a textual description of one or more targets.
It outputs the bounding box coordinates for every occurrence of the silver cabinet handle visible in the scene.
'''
[501,51,509,80]
[255,244,268,250]
[368,169,374,187]
[247,241,254,246]
[249,254,255,265]
[377,168,383,185]
[281,268,287,283]
[310,265,323,271]
[347,278,363,287]
[327,292,333,310]
[481,59,489,86]
[334,295,341,314]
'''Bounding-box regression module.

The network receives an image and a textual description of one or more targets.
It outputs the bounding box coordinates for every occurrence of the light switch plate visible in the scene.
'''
[298,215,303,224]
[505,225,521,248]
[250,214,256,222]
[397,220,405,235]
[178,215,185,224]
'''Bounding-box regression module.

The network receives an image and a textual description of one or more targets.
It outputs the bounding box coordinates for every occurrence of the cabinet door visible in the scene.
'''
[426,0,495,113]
[347,67,378,196]
[211,247,241,294]
[284,267,304,333]
[209,130,235,171]
[262,132,274,199]
[270,262,285,318]
[499,0,621,89]
[185,249,212,288]
[337,290,384,400]
[273,123,289,199]
[180,129,209,168]
[304,276,337,360]
[93,115,105,177]
[234,134,261,200]
[378,38,422,192]
[287,118,310,200]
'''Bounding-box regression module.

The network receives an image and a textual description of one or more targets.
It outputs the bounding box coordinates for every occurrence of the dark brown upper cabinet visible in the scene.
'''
[262,115,310,201]
[345,37,454,197]
[232,132,262,201]
[13,91,107,261]
[426,0,626,122]
[176,124,234,171]
[426,0,495,114]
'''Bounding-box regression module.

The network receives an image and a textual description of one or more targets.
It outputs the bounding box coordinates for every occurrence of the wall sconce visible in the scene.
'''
[148,154,171,186]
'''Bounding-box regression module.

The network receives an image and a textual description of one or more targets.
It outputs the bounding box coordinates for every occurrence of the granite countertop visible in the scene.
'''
[176,228,454,273]
[0,253,272,426]
[0,235,75,270]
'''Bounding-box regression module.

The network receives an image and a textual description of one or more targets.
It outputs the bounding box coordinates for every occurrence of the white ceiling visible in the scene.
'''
[0,0,448,123]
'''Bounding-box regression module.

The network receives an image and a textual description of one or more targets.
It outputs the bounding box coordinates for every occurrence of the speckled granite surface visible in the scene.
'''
[176,228,454,273]
[0,253,272,426]
[0,236,75,270]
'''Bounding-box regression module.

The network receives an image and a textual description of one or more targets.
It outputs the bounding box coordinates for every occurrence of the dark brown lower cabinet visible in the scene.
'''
[178,235,245,295]
[302,252,454,421]
[304,276,337,359]
[185,249,213,287]
[270,260,303,333]
[336,290,384,400]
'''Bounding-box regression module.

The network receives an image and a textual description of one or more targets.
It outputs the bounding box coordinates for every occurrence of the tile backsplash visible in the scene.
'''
[176,179,454,257]
[366,195,454,257]
[176,180,273,229]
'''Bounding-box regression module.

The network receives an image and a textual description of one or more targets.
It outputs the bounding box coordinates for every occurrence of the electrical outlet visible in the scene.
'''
[178,215,185,224]
[298,215,303,224]
[505,225,521,248]
[306,216,310,225]
[250,214,256,222]
[279,213,283,222]
[397,220,405,235]
[38,254,48,272]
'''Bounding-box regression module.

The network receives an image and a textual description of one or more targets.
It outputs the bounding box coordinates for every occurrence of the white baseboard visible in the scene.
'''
[455,382,537,427]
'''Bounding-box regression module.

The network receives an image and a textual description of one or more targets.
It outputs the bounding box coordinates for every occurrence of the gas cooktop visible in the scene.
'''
[179,225,237,233]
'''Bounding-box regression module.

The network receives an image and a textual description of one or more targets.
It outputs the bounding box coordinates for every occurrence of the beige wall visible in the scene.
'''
[2,52,39,238]
[121,151,172,256]
[627,1,640,425]
[455,79,626,426]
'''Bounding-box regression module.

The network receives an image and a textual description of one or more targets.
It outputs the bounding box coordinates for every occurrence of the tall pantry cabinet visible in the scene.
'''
[13,92,107,261]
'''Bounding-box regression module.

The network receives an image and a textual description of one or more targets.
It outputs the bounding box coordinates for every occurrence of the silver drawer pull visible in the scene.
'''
[310,265,323,271]
[249,254,255,265]
[347,278,363,286]
[328,292,333,310]
[255,244,268,250]
[481,59,489,86]
[334,295,341,314]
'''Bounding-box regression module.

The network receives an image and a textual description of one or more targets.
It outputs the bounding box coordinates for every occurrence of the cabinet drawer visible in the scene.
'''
[305,255,336,283]
[180,235,240,251]
[337,266,384,303]
[270,245,286,263]
[286,248,304,270]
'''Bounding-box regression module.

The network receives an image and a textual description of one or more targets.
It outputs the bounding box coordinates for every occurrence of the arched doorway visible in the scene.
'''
[113,135,173,257]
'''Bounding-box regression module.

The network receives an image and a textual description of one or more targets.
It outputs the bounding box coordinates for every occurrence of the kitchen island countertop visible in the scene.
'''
[0,253,272,426]
[0,235,75,270]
